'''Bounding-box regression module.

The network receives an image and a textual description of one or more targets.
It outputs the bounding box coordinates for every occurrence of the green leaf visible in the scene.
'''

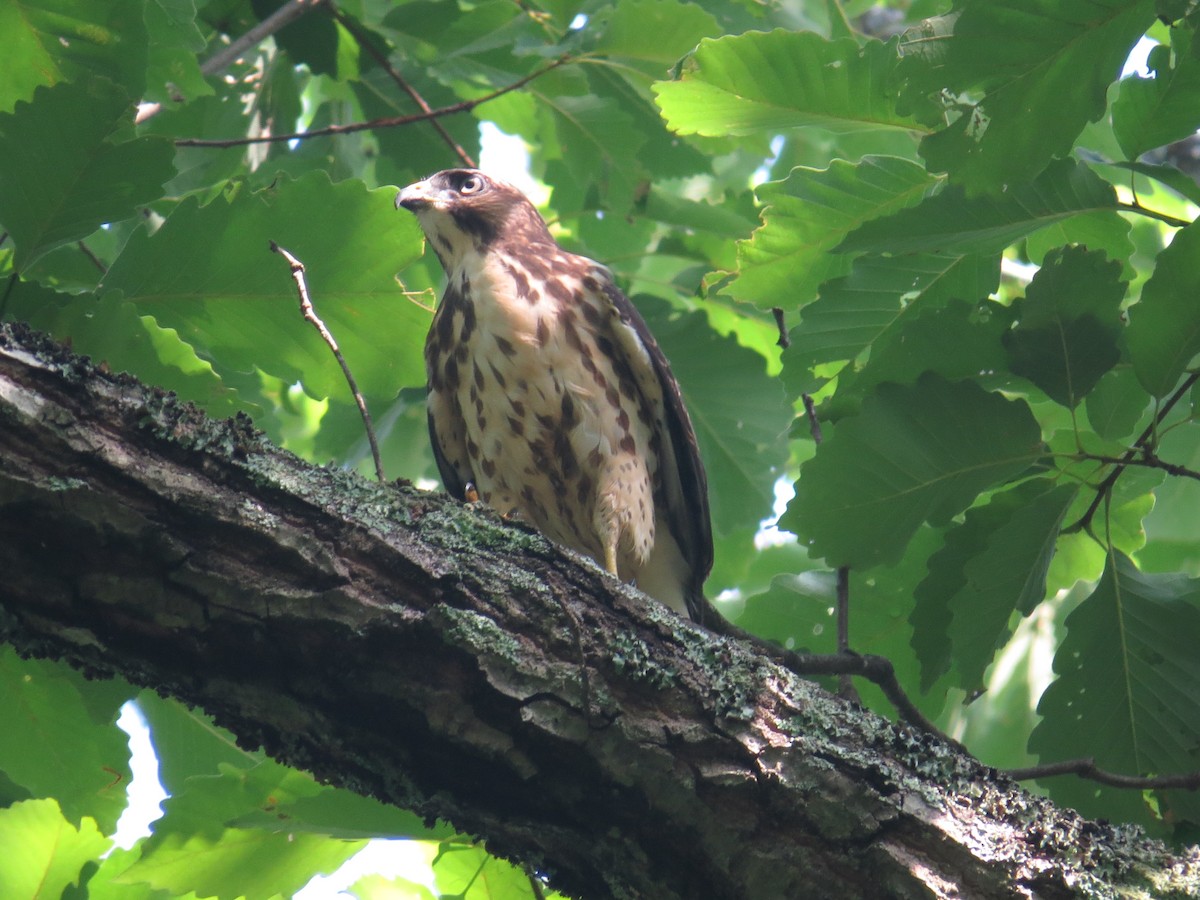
[119,827,363,900]
[544,93,647,211]
[0,648,134,834]
[1113,31,1200,159]
[0,0,149,112]
[782,374,1044,569]
[144,0,213,104]
[597,0,722,64]
[914,480,1078,693]
[0,799,110,899]
[134,692,260,797]
[785,253,1001,378]
[1085,366,1150,441]
[727,156,937,308]
[1003,246,1127,408]
[0,79,175,270]
[638,296,790,537]
[1,279,239,417]
[918,0,1156,190]
[1029,552,1200,827]
[100,173,429,401]
[839,159,1117,256]
[822,296,1011,419]
[1127,220,1200,397]
[654,31,923,137]
[1024,210,1134,277]
[1140,423,1200,576]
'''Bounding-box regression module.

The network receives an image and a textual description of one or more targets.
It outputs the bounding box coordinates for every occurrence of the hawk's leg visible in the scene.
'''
[464,481,481,504]
[603,536,620,578]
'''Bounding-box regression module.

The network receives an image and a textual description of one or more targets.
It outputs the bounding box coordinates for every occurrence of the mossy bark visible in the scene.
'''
[0,322,1196,899]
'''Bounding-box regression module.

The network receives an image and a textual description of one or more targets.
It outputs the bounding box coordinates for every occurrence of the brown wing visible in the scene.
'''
[594,273,714,619]
[425,287,474,502]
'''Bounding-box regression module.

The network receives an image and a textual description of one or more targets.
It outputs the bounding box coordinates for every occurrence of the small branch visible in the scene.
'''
[1072,450,1200,482]
[1117,200,1192,230]
[834,567,858,702]
[1005,758,1200,791]
[801,393,822,444]
[137,0,329,123]
[329,4,476,168]
[269,241,385,482]
[202,0,328,77]
[771,307,789,349]
[178,55,570,148]
[1065,373,1200,535]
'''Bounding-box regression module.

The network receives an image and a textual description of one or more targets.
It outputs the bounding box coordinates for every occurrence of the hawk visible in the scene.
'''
[396,169,713,623]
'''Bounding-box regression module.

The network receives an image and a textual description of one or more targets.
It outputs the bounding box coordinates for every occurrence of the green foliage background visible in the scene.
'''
[2,0,1200,895]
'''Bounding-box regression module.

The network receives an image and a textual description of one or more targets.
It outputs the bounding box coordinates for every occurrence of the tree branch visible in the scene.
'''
[1,322,1198,899]
[329,3,477,168]
[176,55,570,148]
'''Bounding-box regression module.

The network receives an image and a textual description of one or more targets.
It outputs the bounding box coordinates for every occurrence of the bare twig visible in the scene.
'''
[269,241,385,482]
[771,307,789,349]
[178,55,571,148]
[1004,758,1200,792]
[329,4,476,168]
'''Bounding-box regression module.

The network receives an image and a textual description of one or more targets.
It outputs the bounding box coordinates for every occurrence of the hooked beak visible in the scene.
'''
[395,179,433,211]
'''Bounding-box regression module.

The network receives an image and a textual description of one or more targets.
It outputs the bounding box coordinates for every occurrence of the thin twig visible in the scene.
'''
[1004,758,1200,791]
[329,4,476,167]
[1072,450,1200,482]
[834,566,859,702]
[1065,373,1200,535]
[178,55,570,148]
[771,307,789,349]
[1117,200,1192,229]
[801,393,822,444]
[269,241,385,482]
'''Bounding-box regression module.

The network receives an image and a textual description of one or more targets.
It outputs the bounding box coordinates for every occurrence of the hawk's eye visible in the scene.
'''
[459,175,485,195]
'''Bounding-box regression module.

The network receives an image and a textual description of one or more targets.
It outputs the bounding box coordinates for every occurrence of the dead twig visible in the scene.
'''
[1004,758,1200,792]
[269,241,385,482]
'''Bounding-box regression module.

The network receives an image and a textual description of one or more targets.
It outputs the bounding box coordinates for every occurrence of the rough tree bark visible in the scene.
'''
[0,322,1196,899]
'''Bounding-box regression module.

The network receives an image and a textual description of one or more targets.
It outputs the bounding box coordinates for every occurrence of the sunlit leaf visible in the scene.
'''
[728,156,937,308]
[0,799,110,900]
[0,648,133,834]
[654,30,923,137]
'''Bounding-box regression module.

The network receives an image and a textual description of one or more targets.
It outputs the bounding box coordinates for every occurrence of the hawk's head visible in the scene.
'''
[396,169,553,272]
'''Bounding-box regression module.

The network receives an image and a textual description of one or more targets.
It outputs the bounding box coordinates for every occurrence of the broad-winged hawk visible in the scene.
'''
[397,169,712,623]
